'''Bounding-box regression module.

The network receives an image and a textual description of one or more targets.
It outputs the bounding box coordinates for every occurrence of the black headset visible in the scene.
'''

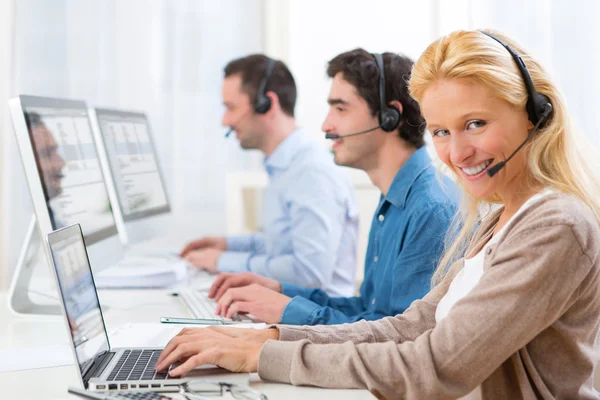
[372,53,402,132]
[479,31,553,177]
[254,58,276,114]
[479,31,552,127]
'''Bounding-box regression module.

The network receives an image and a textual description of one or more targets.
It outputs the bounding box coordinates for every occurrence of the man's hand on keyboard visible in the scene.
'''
[183,248,223,273]
[215,284,290,324]
[209,272,282,301]
[180,236,227,257]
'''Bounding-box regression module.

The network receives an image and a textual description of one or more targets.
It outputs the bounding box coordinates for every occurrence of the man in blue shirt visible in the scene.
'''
[207,49,458,325]
[180,54,359,297]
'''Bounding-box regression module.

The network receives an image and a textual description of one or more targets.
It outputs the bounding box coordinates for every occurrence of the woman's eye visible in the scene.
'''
[336,107,344,112]
[466,120,486,130]
[432,129,450,137]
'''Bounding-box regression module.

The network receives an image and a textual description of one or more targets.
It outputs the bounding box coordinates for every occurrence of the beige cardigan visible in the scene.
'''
[257,191,600,399]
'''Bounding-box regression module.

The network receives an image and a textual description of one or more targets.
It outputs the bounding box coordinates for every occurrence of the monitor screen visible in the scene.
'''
[19,96,117,244]
[49,224,110,376]
[18,96,117,243]
[94,109,170,221]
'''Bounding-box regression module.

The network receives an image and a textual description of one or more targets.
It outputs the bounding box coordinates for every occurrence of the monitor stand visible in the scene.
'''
[7,215,61,316]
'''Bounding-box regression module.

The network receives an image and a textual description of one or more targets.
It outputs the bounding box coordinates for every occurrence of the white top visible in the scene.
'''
[435,189,553,400]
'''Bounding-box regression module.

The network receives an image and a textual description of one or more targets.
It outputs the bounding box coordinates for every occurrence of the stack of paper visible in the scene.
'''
[94,259,189,289]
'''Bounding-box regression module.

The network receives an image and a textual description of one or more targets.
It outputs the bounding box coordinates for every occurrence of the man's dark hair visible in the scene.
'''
[327,49,425,148]
[224,54,297,117]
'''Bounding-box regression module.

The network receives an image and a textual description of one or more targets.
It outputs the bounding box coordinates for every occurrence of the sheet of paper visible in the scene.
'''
[0,344,74,372]
[110,322,267,348]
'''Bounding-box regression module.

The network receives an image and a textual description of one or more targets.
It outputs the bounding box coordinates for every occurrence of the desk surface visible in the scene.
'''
[0,366,371,400]
[0,270,375,400]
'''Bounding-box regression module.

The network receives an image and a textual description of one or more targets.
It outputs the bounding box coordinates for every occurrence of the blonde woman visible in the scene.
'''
[156,30,600,399]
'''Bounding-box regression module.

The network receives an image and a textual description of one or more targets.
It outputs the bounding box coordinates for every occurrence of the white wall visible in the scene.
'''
[2,0,266,286]
[0,0,16,288]
[461,0,600,148]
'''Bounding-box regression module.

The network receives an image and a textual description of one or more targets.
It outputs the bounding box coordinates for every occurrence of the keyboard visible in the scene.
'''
[107,349,173,381]
[178,289,252,324]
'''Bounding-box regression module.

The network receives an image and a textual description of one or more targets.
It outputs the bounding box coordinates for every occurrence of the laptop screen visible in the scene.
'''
[48,224,110,375]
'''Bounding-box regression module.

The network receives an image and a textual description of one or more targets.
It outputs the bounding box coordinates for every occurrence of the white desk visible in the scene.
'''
[0,279,375,400]
[0,366,372,400]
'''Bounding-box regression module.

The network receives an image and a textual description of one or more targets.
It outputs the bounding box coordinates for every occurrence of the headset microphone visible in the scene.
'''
[224,110,252,138]
[486,103,552,177]
[224,116,246,138]
[325,125,380,140]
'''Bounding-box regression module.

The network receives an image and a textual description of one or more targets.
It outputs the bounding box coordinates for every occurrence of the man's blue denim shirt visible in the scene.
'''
[280,147,459,325]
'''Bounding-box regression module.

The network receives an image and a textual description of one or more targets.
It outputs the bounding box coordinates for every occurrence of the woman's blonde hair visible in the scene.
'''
[409,30,600,285]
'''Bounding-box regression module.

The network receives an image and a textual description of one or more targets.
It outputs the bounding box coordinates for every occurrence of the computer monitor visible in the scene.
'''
[8,95,123,315]
[89,108,171,245]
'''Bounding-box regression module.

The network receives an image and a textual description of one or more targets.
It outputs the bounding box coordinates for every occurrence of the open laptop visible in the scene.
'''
[46,223,248,392]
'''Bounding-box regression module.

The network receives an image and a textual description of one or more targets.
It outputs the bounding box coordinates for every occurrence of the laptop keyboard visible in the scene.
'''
[107,350,173,381]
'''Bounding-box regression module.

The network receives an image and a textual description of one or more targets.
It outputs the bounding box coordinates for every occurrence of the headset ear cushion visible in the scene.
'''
[380,107,402,132]
[255,96,272,114]
[529,93,552,126]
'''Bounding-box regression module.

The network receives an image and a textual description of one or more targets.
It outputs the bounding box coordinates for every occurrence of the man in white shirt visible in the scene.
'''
[180,54,359,296]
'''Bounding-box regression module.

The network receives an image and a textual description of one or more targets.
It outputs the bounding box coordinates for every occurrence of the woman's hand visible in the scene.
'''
[207,326,280,343]
[155,327,279,376]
